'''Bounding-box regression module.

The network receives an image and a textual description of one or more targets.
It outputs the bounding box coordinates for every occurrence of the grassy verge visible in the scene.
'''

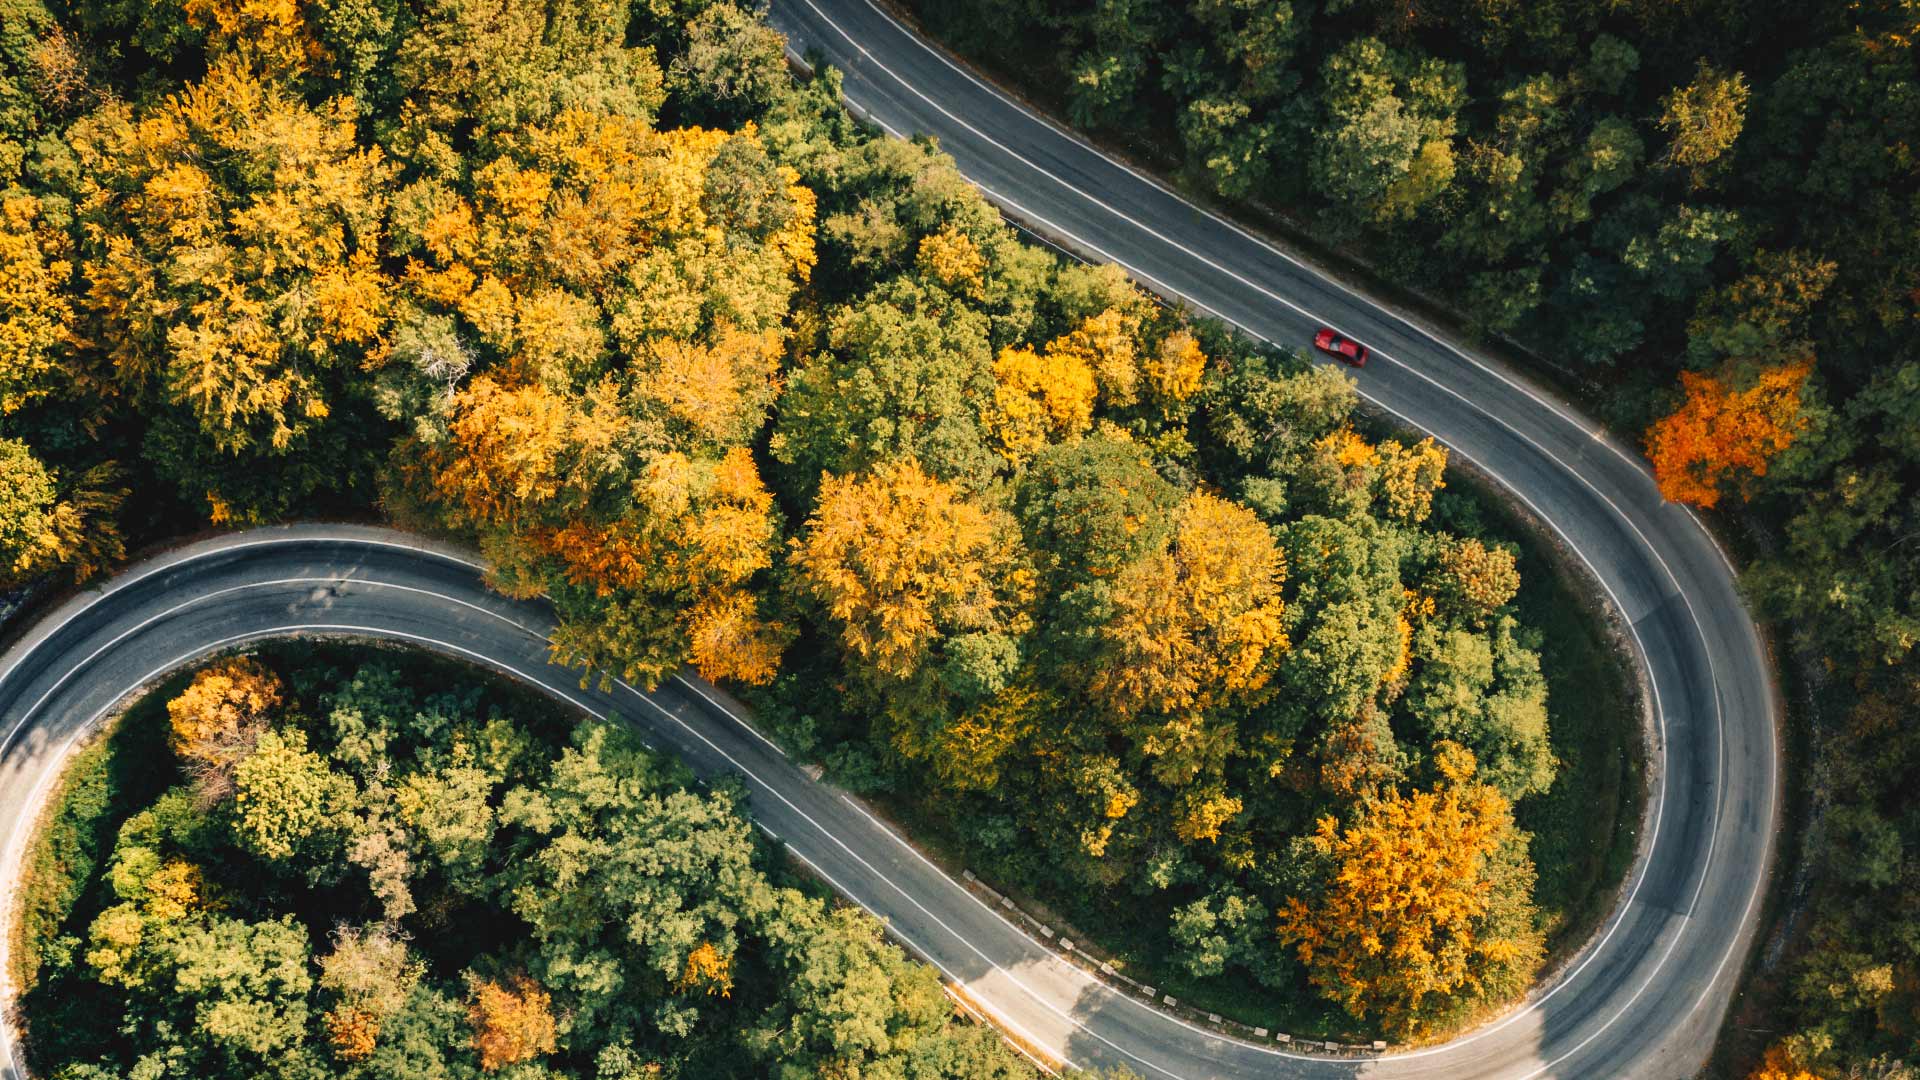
[874,790,1354,1037]
[10,674,182,996]
[1441,467,1648,960]
[782,457,1648,1042]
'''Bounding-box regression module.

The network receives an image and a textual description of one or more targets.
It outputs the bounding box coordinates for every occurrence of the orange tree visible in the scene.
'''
[397,106,814,690]
[1646,359,1814,508]
[1277,747,1545,1035]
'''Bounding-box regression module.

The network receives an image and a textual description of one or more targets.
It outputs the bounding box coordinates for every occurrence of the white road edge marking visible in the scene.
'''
[0,573,1131,1074]
[788,4,1771,1071]
[0,504,1764,1078]
[669,673,790,759]
[832,0,1768,555]
[0,531,484,693]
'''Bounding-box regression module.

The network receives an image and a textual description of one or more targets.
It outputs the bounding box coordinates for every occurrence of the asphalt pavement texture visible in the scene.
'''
[760,1,1779,1074]
[0,7,1779,1076]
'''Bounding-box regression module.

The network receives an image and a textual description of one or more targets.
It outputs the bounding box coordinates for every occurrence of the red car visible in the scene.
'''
[1314,327,1369,367]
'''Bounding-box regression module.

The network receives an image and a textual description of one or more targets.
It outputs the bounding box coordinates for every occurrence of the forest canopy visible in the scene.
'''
[868,0,1920,1073]
[17,645,1041,1079]
[0,0,1615,1058]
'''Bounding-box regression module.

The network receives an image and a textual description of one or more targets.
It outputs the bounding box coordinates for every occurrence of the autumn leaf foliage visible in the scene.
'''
[1091,491,1288,718]
[467,974,559,1072]
[789,459,1028,681]
[675,941,734,997]
[1747,1044,1820,1080]
[401,108,814,691]
[1646,359,1813,508]
[0,439,126,585]
[0,195,74,417]
[167,657,282,802]
[1278,746,1544,1034]
[319,923,422,1062]
[70,60,394,459]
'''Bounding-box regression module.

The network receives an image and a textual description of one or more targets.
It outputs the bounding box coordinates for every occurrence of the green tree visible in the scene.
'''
[1168,886,1286,986]
[1062,0,1167,130]
[498,721,770,1041]
[1403,619,1554,800]
[1014,433,1180,655]
[754,895,1033,1080]
[376,0,665,173]
[1552,116,1642,229]
[773,279,1000,491]
[1686,248,1837,365]
[1178,97,1278,199]
[669,2,789,125]
[394,757,500,892]
[1311,40,1464,221]
[1616,202,1741,303]
[1199,352,1355,483]
[1275,514,1408,725]
[231,729,356,863]
[168,916,317,1059]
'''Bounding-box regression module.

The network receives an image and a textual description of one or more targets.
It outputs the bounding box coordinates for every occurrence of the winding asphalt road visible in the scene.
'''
[0,6,1777,1078]
[761,0,1779,1073]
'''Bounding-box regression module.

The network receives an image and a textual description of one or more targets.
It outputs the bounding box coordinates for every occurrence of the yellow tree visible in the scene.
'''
[1047,308,1143,408]
[1432,537,1520,626]
[167,657,284,763]
[1092,491,1288,720]
[1658,61,1750,186]
[916,226,987,297]
[913,684,1046,791]
[538,447,787,687]
[1277,748,1545,1034]
[398,114,812,353]
[1307,428,1447,521]
[180,0,321,75]
[1748,1044,1820,1080]
[1377,437,1448,522]
[393,109,812,691]
[685,590,787,686]
[987,344,1097,460]
[0,440,125,586]
[429,375,626,527]
[0,439,59,584]
[789,460,1028,681]
[1143,330,1208,407]
[1173,786,1245,844]
[72,60,395,459]
[0,195,75,416]
[640,325,784,450]
[84,858,212,990]
[1306,426,1383,516]
[67,55,396,522]
[675,941,734,998]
